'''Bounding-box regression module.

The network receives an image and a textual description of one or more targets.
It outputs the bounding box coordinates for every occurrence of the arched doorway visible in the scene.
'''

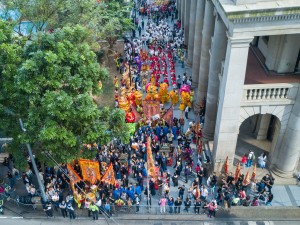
[235,113,281,171]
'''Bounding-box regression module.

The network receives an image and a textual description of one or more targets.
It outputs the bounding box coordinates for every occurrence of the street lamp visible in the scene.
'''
[19,118,48,203]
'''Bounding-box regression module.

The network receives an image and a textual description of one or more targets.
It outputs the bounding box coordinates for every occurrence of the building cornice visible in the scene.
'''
[213,0,300,24]
[229,7,300,24]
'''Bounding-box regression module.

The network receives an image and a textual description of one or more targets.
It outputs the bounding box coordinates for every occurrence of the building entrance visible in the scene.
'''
[235,114,281,171]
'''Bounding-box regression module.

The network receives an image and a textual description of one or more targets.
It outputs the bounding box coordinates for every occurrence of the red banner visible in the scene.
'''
[162,106,173,125]
[131,105,142,122]
[143,100,160,120]
[101,163,116,185]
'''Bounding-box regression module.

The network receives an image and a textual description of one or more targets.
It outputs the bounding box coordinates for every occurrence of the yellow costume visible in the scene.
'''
[179,91,191,111]
[169,89,179,105]
[118,95,130,112]
[113,77,119,89]
[159,83,170,104]
[150,74,156,85]
[134,90,143,106]
[145,84,159,101]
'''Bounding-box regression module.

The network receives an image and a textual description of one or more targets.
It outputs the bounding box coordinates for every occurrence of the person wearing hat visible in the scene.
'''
[89,202,99,220]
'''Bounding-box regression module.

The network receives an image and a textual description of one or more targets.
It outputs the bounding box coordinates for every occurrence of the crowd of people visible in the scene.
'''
[0,0,279,221]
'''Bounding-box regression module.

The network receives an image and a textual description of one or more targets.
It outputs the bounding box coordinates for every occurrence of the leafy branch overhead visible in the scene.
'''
[0,21,130,169]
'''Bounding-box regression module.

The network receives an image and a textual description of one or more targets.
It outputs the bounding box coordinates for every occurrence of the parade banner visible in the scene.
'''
[101,163,116,185]
[162,106,173,125]
[67,164,82,184]
[78,159,101,185]
[234,162,241,181]
[131,105,142,122]
[143,100,160,120]
[243,169,251,186]
[251,163,257,181]
[224,156,229,175]
[146,137,156,178]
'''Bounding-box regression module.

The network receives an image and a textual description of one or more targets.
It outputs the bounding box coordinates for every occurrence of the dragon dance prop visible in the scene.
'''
[159,82,170,104]
[179,84,191,111]
[146,137,156,178]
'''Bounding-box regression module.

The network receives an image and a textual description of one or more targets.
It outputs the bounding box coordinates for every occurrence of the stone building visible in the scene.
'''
[177,0,300,177]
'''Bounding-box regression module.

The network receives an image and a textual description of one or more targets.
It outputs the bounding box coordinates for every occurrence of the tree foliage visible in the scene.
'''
[2,0,133,46]
[0,21,130,169]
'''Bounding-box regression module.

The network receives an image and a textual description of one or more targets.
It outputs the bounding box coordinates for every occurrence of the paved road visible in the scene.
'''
[0,218,300,225]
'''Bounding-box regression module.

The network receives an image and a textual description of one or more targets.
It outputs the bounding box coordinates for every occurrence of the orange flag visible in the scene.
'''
[234,162,241,181]
[78,159,101,185]
[242,170,251,186]
[67,164,82,184]
[251,163,257,181]
[101,163,116,185]
[224,156,229,175]
[146,137,156,178]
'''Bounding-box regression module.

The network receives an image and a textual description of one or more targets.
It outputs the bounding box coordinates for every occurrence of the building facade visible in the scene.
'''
[177,0,300,177]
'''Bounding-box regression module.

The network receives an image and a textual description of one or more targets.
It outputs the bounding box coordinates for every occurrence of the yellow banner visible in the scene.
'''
[101,163,116,185]
[67,164,82,184]
[78,159,101,185]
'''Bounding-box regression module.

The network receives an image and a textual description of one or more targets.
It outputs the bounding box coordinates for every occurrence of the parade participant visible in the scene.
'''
[89,202,99,220]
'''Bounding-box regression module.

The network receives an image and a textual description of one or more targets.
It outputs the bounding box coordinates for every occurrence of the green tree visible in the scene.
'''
[3,0,133,42]
[0,22,130,169]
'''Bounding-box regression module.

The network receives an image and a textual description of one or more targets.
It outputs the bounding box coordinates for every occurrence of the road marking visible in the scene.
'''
[12,217,23,219]
[0,217,8,219]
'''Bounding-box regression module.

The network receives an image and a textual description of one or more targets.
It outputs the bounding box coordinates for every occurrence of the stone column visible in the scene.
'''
[181,0,185,27]
[177,0,181,20]
[195,0,215,110]
[271,89,300,177]
[186,0,197,66]
[254,114,272,140]
[212,36,253,172]
[277,34,300,73]
[184,0,191,46]
[202,15,227,141]
[191,0,206,88]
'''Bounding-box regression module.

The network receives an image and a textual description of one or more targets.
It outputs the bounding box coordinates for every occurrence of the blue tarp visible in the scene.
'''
[0,9,46,36]
[0,9,21,20]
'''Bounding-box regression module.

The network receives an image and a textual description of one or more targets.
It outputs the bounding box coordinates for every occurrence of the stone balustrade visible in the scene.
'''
[241,83,299,105]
